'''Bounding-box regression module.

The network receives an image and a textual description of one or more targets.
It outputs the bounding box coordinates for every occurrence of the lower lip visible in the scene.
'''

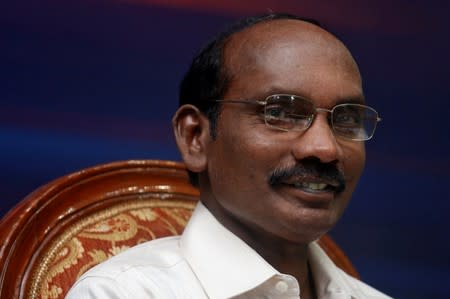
[278,184,335,207]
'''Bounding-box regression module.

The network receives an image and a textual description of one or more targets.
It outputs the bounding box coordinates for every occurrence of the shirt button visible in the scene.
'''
[275,280,289,293]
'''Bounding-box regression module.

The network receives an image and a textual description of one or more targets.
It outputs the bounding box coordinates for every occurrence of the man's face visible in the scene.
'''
[202,20,366,244]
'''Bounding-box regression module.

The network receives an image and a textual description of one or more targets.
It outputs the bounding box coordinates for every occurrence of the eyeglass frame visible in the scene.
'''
[211,94,382,141]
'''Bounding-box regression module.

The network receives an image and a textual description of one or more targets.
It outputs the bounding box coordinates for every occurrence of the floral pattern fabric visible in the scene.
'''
[28,201,195,299]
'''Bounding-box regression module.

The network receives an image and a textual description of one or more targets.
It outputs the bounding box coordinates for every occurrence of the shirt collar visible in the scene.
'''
[180,202,279,299]
[308,242,355,298]
[308,242,390,299]
[180,203,387,299]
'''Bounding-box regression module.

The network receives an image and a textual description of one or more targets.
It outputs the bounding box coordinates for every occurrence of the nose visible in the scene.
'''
[291,113,340,163]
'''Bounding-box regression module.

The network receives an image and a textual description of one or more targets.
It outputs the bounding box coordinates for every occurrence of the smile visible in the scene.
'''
[280,175,343,194]
[294,182,328,192]
[268,164,346,195]
[286,181,337,195]
[278,181,337,207]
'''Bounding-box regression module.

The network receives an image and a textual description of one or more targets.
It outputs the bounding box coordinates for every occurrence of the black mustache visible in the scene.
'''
[268,160,346,193]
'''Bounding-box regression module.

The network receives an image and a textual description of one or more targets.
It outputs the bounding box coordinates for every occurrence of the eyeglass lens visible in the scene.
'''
[264,95,378,140]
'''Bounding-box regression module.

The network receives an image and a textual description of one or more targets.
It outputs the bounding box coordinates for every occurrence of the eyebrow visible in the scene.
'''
[334,96,366,105]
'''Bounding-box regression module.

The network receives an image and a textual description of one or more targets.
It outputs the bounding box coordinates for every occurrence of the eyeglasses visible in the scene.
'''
[214,94,381,141]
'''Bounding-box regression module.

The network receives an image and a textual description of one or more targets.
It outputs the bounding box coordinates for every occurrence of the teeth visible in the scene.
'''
[294,182,327,191]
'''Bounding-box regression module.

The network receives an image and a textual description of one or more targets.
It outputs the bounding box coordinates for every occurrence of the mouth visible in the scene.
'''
[291,181,335,193]
[281,176,343,194]
[275,178,341,208]
[268,161,346,196]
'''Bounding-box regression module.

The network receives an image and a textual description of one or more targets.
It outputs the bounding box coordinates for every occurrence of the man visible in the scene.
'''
[66,13,390,299]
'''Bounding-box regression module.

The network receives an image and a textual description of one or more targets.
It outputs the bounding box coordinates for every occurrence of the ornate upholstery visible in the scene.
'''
[0,160,358,299]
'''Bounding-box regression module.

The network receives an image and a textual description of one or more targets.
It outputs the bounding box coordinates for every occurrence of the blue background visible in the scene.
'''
[1,1,449,298]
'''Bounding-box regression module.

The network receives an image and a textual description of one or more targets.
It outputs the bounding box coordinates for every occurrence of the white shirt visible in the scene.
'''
[66,203,392,299]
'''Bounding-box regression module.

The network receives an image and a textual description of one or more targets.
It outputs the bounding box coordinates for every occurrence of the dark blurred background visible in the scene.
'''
[1,1,449,298]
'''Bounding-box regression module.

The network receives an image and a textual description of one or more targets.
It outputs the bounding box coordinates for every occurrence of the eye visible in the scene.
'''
[335,114,360,125]
[266,105,286,119]
[334,106,362,126]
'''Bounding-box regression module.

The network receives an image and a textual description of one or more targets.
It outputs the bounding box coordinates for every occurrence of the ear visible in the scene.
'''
[172,104,211,173]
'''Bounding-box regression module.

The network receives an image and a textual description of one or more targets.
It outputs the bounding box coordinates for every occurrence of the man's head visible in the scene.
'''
[178,13,320,186]
[173,13,374,244]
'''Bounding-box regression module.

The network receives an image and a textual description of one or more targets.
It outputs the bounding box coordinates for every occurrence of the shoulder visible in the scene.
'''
[77,235,184,280]
[80,236,184,276]
[66,236,189,298]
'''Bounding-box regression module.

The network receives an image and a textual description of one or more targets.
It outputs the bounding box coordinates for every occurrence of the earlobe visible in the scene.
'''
[172,105,210,173]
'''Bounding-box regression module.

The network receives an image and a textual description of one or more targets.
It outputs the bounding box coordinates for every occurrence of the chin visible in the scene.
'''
[280,209,341,243]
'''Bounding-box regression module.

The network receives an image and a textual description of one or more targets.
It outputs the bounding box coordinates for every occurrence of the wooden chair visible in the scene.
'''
[0,160,358,299]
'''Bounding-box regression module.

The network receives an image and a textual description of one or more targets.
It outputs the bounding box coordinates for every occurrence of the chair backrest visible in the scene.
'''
[0,160,358,299]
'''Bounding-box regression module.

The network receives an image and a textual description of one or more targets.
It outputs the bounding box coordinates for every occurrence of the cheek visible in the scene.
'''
[220,111,284,165]
[234,130,288,174]
[209,125,284,193]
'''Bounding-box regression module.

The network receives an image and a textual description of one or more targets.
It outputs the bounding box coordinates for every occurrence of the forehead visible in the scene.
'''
[222,19,363,103]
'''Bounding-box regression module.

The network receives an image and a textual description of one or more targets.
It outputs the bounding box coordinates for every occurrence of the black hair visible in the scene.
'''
[178,13,321,186]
